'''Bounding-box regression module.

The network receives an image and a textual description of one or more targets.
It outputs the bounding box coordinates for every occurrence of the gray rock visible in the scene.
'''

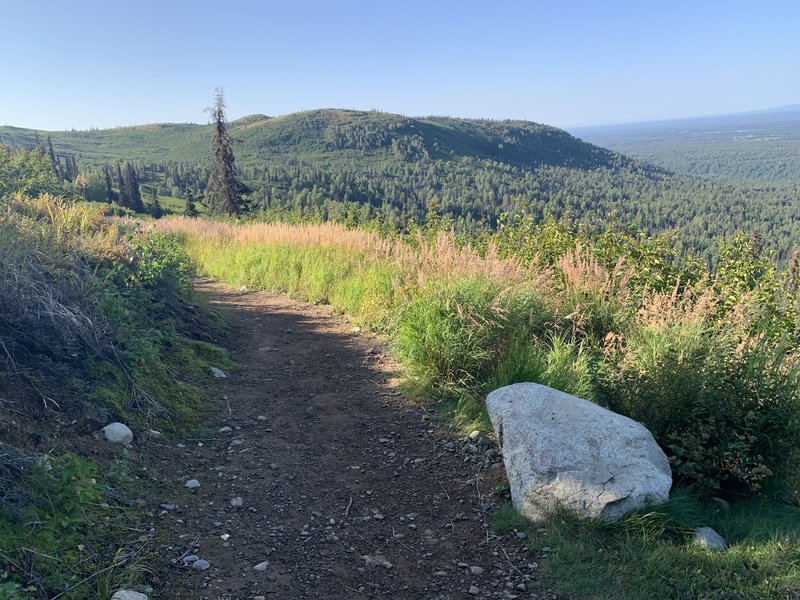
[218,426,233,433]
[469,586,480,595]
[253,561,269,571]
[192,559,210,570]
[470,565,484,575]
[362,553,393,569]
[181,555,199,565]
[693,527,727,551]
[230,496,244,507]
[487,383,671,522]
[210,367,227,378]
[111,591,148,600]
[102,422,133,446]
[185,479,200,489]
[710,497,731,513]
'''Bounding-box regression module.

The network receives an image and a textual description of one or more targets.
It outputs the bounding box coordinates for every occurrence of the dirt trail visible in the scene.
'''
[148,279,543,599]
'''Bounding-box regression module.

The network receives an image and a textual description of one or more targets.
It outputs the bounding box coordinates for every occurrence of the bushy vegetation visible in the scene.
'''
[0,175,229,595]
[161,215,800,598]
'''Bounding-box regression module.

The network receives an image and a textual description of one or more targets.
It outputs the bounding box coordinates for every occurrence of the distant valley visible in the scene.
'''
[570,104,800,182]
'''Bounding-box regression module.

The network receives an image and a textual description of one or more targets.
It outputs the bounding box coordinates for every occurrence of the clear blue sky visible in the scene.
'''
[2,0,798,130]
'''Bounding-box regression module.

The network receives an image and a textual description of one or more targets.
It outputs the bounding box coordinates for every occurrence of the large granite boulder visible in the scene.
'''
[487,383,671,521]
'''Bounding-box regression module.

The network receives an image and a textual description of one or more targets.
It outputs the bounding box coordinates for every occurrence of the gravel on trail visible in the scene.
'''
[144,279,547,599]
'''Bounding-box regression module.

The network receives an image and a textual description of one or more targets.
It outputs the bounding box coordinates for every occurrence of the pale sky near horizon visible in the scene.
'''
[2,0,798,131]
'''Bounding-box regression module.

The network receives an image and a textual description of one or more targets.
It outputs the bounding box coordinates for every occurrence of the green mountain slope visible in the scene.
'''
[3,109,800,261]
[0,109,626,171]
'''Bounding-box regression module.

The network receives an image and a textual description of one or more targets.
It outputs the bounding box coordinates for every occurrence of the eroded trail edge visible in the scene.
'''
[150,279,542,599]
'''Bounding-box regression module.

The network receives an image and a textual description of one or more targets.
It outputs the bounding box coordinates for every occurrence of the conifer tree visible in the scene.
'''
[116,163,129,207]
[103,164,116,202]
[149,186,163,218]
[184,188,199,217]
[46,136,63,181]
[123,163,144,212]
[204,89,247,216]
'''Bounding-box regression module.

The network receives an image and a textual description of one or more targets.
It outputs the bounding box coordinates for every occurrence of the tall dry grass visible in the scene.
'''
[157,217,540,287]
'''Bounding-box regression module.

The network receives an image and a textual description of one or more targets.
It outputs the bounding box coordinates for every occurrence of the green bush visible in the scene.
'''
[598,324,800,495]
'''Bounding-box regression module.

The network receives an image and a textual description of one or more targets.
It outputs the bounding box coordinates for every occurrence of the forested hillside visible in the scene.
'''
[3,108,800,261]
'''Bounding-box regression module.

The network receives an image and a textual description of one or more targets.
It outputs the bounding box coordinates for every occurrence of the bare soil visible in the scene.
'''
[147,279,546,599]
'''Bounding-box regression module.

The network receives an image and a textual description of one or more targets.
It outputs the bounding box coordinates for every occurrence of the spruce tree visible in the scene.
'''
[47,136,63,182]
[103,164,116,202]
[116,163,129,208]
[149,186,163,218]
[184,188,199,217]
[124,163,144,212]
[204,89,247,216]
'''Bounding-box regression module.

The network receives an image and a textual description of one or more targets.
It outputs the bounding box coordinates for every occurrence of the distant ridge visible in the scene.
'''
[570,103,800,182]
[0,108,628,172]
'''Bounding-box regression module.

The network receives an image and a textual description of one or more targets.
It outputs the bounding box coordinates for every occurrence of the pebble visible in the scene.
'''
[210,367,227,378]
[111,591,148,600]
[254,561,269,571]
[515,531,527,539]
[181,555,199,565]
[469,430,481,441]
[192,559,210,570]
[218,426,233,433]
[470,566,484,575]
[693,526,727,551]
[469,585,480,595]
[102,422,134,446]
[159,503,175,510]
[230,496,244,507]
[185,479,200,489]
[362,553,393,569]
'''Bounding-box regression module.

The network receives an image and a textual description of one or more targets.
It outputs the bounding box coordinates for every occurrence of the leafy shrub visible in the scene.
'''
[598,324,800,495]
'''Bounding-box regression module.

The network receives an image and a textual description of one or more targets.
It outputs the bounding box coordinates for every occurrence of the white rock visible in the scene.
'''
[487,383,671,522]
[185,479,200,489]
[362,553,393,569]
[693,526,727,551]
[102,423,133,446]
[210,367,227,378]
[254,561,269,571]
[230,496,244,507]
[111,592,148,600]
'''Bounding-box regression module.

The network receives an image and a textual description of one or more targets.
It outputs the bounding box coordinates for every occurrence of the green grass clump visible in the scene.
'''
[494,493,800,599]
[0,452,147,599]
